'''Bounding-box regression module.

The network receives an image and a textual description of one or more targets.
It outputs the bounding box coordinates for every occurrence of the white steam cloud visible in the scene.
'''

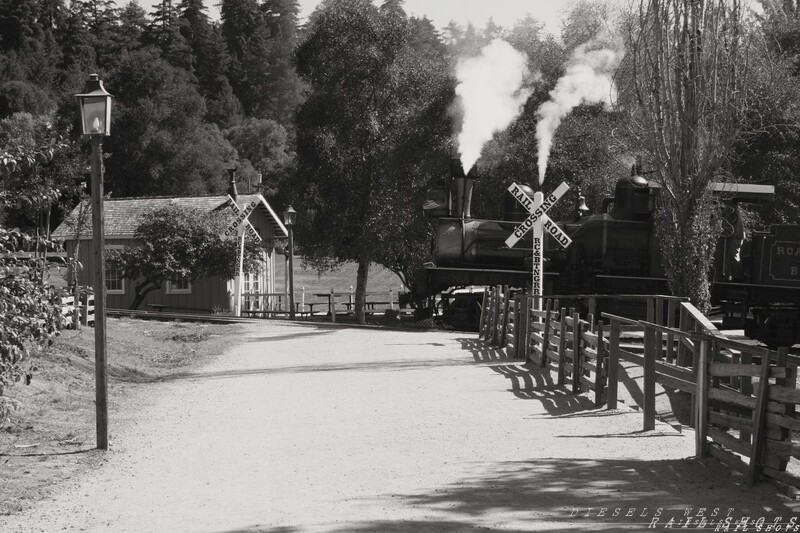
[455,39,534,173]
[536,42,623,184]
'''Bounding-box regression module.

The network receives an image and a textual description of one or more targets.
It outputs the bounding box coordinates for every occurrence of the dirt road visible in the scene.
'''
[1,321,797,532]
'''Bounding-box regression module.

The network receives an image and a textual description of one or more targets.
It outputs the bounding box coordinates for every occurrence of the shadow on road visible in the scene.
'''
[207,457,797,532]
[457,338,594,416]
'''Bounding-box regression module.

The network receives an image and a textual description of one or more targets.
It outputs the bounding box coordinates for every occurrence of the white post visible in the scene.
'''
[302,286,306,315]
[234,225,245,317]
[389,288,394,310]
[531,191,544,317]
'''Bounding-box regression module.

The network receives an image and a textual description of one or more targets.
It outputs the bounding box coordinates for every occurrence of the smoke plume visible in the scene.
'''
[455,39,534,173]
[536,42,623,184]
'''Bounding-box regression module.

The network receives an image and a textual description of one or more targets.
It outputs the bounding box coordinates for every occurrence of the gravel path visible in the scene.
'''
[1,321,796,532]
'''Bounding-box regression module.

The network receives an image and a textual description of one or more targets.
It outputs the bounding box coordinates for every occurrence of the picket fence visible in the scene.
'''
[478,286,800,492]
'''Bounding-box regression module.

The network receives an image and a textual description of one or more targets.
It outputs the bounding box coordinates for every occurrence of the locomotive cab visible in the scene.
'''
[550,174,664,294]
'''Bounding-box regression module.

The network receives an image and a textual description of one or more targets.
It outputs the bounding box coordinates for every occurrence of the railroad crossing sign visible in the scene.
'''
[226,199,261,242]
[504,182,571,249]
[224,198,260,318]
[225,199,259,239]
[505,181,572,309]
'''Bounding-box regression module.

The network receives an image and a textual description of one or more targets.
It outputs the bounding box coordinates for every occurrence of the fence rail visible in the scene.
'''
[60,288,94,328]
[477,286,799,492]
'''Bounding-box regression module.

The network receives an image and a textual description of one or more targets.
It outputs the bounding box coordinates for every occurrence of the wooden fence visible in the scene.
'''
[477,286,800,491]
[60,289,95,328]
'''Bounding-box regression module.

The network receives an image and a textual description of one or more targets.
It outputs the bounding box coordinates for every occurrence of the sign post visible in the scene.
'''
[504,182,572,317]
[226,199,259,317]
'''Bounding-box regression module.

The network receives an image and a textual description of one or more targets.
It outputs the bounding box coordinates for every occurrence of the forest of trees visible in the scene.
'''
[1,0,800,316]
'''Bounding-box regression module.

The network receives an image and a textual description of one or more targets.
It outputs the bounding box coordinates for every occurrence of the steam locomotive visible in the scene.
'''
[414,159,800,347]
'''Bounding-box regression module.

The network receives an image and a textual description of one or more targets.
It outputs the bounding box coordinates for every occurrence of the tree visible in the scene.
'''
[730,3,800,225]
[104,49,240,197]
[117,1,148,52]
[620,0,749,310]
[106,206,262,310]
[0,112,81,242]
[143,0,194,71]
[295,0,452,322]
[221,0,274,118]
[225,117,295,195]
[261,0,304,125]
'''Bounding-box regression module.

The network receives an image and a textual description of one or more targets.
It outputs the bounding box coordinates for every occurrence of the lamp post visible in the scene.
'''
[283,206,296,319]
[76,74,111,450]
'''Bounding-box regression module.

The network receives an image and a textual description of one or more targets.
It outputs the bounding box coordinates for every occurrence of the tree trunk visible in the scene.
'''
[129,280,160,310]
[354,256,370,324]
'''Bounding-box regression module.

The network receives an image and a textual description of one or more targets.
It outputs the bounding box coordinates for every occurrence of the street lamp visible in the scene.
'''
[76,74,111,451]
[283,206,297,319]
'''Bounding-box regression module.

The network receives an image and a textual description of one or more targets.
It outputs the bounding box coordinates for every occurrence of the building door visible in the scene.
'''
[243,271,261,311]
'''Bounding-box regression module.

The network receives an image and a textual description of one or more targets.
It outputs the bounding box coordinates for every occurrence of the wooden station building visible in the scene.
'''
[52,192,288,314]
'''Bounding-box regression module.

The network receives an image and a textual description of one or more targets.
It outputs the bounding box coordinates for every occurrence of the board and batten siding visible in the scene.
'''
[65,238,233,313]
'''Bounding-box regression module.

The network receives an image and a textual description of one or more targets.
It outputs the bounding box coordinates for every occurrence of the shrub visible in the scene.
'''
[0,228,64,425]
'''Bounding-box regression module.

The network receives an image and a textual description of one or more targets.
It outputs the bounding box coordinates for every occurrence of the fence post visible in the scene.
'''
[695,338,709,458]
[330,288,336,323]
[666,299,677,363]
[677,305,689,367]
[557,307,568,385]
[572,311,582,394]
[539,299,553,368]
[523,296,533,363]
[389,288,394,311]
[774,347,794,472]
[643,324,656,431]
[499,286,510,347]
[748,352,773,485]
[513,296,523,358]
[478,288,489,340]
[595,320,605,406]
[607,318,619,409]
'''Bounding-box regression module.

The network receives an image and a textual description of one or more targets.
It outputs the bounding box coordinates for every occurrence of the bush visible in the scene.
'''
[0,228,64,425]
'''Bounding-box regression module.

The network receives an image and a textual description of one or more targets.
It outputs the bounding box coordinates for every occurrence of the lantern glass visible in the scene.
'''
[79,96,111,136]
[283,206,296,227]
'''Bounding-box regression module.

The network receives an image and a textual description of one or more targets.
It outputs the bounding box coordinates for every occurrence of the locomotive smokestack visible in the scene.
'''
[451,155,476,219]
[228,167,238,203]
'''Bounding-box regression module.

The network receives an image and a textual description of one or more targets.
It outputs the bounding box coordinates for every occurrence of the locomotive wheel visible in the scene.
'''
[443,295,483,332]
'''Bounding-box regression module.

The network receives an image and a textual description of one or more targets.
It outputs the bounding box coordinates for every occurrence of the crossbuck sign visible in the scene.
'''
[504,182,572,311]
[225,198,260,318]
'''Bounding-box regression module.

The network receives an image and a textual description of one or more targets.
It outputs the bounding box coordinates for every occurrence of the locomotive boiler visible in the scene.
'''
[415,160,800,347]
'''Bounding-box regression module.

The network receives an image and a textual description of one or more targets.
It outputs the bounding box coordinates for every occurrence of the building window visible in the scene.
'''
[166,278,192,295]
[105,246,125,295]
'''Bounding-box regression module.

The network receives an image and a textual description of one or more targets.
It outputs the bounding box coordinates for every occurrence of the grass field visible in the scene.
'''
[274,257,406,296]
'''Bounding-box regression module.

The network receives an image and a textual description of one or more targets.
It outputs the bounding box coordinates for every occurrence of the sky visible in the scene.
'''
[142,0,573,35]
[143,0,766,37]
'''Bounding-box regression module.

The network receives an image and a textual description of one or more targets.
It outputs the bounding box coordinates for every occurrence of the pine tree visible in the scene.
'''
[179,0,241,126]
[261,0,302,125]
[0,0,42,52]
[221,0,274,118]
[63,0,120,71]
[58,1,96,72]
[144,0,194,72]
[117,2,148,52]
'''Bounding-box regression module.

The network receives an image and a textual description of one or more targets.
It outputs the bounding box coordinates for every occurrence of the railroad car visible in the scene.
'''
[415,160,800,347]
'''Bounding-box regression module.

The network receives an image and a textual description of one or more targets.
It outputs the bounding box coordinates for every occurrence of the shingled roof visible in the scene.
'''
[52,194,287,240]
